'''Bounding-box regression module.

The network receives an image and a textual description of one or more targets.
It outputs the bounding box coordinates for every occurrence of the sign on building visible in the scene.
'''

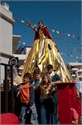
[8,57,19,66]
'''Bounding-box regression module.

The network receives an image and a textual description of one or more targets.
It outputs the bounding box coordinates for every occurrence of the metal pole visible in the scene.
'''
[11,66,14,113]
[4,65,8,112]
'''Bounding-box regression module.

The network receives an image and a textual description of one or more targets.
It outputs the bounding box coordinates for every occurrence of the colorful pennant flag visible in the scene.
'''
[56,31,60,34]
[72,35,75,38]
[21,20,24,23]
[13,18,18,21]
[61,53,63,55]
[52,30,55,32]
[23,42,25,45]
[64,54,66,56]
[70,55,73,57]
[67,34,70,37]
[62,32,65,36]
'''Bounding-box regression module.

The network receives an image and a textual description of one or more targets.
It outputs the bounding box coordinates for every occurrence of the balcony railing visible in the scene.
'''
[1,63,14,113]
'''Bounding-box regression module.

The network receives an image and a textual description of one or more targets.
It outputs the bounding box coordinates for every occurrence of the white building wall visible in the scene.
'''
[0,4,14,54]
[0,3,15,83]
[0,18,12,53]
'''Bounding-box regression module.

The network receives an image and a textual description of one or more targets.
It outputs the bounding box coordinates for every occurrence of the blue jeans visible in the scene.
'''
[19,102,29,124]
[50,103,58,124]
[30,103,38,125]
[40,98,51,124]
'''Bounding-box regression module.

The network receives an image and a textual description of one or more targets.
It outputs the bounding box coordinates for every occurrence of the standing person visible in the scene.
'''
[17,73,35,124]
[31,69,41,124]
[22,20,73,83]
[47,64,61,124]
[75,70,82,93]
[39,75,52,124]
[7,66,22,116]
[7,66,22,89]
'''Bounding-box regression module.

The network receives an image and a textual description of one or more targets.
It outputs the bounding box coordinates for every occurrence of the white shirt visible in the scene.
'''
[47,71,55,79]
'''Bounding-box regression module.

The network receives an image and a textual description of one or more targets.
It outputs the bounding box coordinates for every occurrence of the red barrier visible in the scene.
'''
[57,82,80,124]
[0,113,19,124]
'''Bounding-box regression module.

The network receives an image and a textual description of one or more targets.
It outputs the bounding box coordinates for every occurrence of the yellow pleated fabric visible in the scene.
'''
[21,37,73,82]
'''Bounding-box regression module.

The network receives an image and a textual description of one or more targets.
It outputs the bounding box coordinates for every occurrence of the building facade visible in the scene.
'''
[0,3,21,83]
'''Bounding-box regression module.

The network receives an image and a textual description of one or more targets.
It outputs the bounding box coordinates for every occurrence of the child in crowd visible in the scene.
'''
[39,75,52,124]
[17,73,38,124]
[31,69,41,124]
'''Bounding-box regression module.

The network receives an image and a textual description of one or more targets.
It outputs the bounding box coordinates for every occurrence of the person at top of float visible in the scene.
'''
[26,20,54,41]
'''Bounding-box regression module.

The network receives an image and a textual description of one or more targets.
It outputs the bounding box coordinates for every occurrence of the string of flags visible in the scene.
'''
[51,29,79,40]
[18,42,81,60]
[14,17,81,60]
[60,52,80,59]
[13,18,80,41]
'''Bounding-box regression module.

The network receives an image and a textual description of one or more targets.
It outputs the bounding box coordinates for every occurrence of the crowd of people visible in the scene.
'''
[8,64,79,125]
[12,64,61,124]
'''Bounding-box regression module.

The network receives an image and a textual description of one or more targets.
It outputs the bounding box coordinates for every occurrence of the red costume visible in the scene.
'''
[34,26,53,41]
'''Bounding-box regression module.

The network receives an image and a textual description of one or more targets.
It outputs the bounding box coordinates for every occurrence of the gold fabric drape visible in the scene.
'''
[21,36,73,82]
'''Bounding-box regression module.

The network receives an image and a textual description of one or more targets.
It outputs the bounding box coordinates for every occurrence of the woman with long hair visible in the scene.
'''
[39,75,52,124]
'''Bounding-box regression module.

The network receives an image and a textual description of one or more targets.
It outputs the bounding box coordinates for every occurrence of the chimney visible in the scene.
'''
[1,2,9,11]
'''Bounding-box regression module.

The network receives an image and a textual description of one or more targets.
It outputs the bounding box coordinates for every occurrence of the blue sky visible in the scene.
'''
[4,1,81,64]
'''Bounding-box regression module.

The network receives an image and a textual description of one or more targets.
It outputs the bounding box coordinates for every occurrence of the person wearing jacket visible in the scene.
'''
[17,72,38,125]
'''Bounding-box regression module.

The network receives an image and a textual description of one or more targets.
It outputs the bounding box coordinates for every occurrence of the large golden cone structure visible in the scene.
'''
[21,24,73,82]
[21,38,72,82]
